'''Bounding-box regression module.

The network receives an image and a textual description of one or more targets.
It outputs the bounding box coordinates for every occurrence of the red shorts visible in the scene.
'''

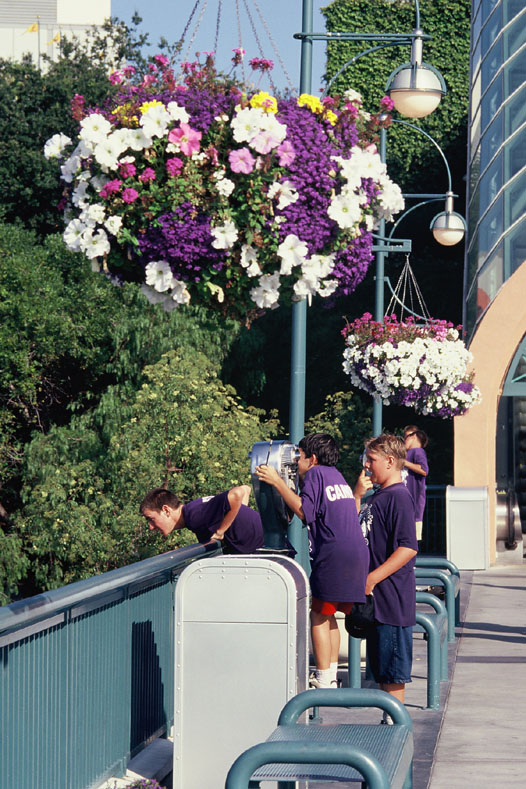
[311,597,354,616]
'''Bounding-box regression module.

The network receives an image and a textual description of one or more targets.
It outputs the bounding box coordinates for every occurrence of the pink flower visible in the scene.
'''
[250,130,281,155]
[380,95,395,111]
[122,187,139,203]
[122,65,136,78]
[139,167,156,183]
[154,54,170,67]
[207,146,219,166]
[100,179,122,199]
[277,140,296,167]
[167,123,202,156]
[109,70,123,85]
[228,147,255,174]
[119,162,137,178]
[141,74,156,88]
[166,157,184,176]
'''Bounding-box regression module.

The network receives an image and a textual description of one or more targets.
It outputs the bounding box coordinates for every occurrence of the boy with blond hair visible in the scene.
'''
[354,433,417,719]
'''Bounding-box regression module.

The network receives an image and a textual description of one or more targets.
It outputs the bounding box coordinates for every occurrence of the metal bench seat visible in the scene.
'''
[225,688,414,789]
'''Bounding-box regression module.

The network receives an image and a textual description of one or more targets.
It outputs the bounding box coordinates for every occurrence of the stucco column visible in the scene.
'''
[454,263,526,563]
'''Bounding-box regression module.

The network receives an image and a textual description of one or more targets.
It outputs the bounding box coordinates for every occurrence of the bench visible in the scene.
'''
[415,556,460,642]
[225,688,413,789]
[347,592,448,710]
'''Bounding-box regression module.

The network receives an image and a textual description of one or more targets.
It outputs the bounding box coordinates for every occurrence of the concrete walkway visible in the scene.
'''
[428,564,526,788]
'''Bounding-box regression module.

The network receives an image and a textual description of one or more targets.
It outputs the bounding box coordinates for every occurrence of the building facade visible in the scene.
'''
[0,0,111,67]
[455,0,526,563]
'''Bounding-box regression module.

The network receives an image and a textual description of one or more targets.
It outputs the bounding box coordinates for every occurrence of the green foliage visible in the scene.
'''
[323,0,470,192]
[305,390,371,483]
[15,348,280,592]
[0,530,29,606]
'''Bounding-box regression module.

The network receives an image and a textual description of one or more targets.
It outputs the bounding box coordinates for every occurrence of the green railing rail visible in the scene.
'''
[422,484,447,555]
[0,540,220,789]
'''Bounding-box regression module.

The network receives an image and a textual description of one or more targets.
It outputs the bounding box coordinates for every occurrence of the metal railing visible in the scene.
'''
[422,484,447,555]
[0,541,220,789]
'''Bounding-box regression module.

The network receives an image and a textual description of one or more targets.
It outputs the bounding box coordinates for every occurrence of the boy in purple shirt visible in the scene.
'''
[140,485,264,554]
[354,433,418,718]
[256,433,369,689]
[402,425,429,544]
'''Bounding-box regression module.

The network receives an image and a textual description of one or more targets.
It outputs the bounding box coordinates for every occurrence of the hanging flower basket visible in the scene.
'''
[44,53,404,323]
[342,313,482,418]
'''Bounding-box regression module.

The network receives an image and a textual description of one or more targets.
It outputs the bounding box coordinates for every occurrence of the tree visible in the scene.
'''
[14,348,280,594]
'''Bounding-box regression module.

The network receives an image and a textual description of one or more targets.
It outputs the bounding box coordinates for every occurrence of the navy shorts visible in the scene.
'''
[366,624,413,685]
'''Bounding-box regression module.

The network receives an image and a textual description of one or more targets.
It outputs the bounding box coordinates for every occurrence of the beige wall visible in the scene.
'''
[454,263,526,563]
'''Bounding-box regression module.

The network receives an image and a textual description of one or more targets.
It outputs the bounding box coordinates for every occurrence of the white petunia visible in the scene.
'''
[144,260,176,293]
[211,220,238,249]
[127,128,153,151]
[79,203,105,227]
[60,154,82,183]
[71,181,89,208]
[250,272,281,309]
[140,284,166,305]
[277,233,308,275]
[79,228,110,259]
[63,219,87,251]
[240,244,262,277]
[167,101,190,124]
[44,133,72,160]
[268,181,299,211]
[93,136,125,170]
[327,191,363,229]
[79,113,112,146]
[140,104,171,139]
[168,280,191,306]
[215,177,235,197]
[104,215,123,235]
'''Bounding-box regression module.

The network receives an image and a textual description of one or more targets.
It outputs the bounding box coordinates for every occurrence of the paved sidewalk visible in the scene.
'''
[428,563,526,788]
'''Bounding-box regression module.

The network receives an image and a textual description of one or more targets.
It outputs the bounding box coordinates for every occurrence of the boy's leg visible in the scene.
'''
[380,682,406,704]
[310,610,332,670]
[329,614,340,664]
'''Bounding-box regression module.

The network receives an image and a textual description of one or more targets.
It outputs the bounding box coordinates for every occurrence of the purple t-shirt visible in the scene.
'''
[402,447,428,521]
[182,491,264,554]
[359,483,417,626]
[300,465,369,603]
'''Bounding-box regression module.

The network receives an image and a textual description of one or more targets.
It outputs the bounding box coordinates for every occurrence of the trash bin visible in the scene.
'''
[446,486,489,569]
[173,554,309,789]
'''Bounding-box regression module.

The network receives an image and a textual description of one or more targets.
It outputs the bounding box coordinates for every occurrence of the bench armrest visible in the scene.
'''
[277,688,412,729]
[416,591,447,616]
[415,556,460,577]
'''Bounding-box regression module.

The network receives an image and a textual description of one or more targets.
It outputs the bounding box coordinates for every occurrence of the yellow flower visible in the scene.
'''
[325,110,338,126]
[297,93,323,114]
[249,91,278,114]
[139,99,164,115]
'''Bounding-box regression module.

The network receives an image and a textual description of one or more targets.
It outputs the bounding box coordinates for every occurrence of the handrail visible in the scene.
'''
[0,540,219,637]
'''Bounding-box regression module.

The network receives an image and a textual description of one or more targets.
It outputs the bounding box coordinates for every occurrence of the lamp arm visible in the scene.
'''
[387,198,444,241]
[323,42,409,97]
[390,118,453,192]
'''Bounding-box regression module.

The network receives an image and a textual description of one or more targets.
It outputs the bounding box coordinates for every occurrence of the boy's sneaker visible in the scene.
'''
[380,712,394,725]
[309,672,332,689]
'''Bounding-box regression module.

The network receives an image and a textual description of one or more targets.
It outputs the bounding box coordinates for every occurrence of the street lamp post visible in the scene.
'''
[288,0,457,563]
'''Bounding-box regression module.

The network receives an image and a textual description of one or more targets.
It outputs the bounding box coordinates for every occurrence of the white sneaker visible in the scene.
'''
[380,712,394,725]
[309,673,331,689]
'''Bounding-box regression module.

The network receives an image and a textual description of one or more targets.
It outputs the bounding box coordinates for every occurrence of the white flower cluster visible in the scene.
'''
[141,260,191,311]
[343,333,482,417]
[328,147,404,231]
[249,233,338,309]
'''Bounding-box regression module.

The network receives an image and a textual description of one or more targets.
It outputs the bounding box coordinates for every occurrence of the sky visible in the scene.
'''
[111,0,328,93]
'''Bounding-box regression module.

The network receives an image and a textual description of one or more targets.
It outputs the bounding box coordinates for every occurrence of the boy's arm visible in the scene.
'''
[404,459,427,476]
[210,485,251,542]
[353,469,373,513]
[254,464,305,521]
[365,546,417,595]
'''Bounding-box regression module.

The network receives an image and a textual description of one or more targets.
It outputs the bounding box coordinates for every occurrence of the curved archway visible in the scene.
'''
[454,262,526,564]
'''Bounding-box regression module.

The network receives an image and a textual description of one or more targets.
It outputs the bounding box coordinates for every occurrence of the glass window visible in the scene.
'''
[472,38,482,83]
[479,195,503,254]
[469,181,481,232]
[471,105,482,151]
[505,169,526,225]
[506,216,526,274]
[481,75,503,131]
[504,0,526,24]
[504,10,526,57]
[479,153,503,212]
[476,243,504,320]
[482,14,501,55]
[482,0,501,25]
[473,2,482,48]
[482,38,503,91]
[504,49,526,95]
[481,113,503,163]
[465,282,478,339]
[472,70,482,120]
[505,131,526,180]
[505,84,526,135]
